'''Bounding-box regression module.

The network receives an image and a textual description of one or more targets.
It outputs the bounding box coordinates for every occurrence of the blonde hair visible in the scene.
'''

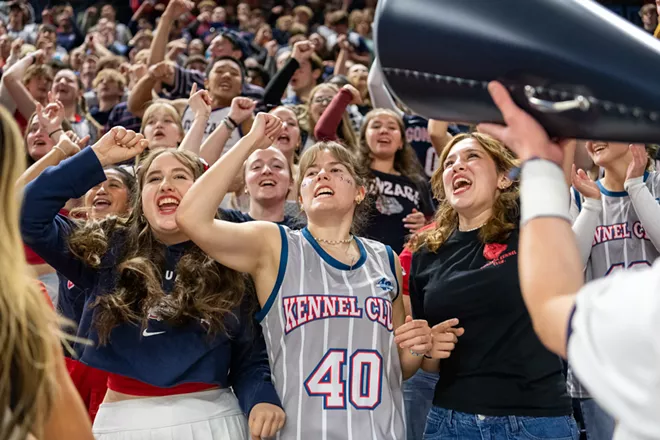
[0,107,60,439]
[139,101,184,141]
[410,132,520,253]
[92,68,127,90]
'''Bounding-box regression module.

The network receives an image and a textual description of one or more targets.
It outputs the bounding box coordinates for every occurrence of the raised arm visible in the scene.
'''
[178,84,211,155]
[176,113,284,278]
[2,49,44,119]
[149,0,193,66]
[314,85,358,142]
[262,40,315,108]
[478,81,582,358]
[126,62,174,118]
[199,97,256,164]
[624,144,660,252]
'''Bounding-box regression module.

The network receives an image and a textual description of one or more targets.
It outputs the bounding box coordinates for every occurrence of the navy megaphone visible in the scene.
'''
[375,0,660,142]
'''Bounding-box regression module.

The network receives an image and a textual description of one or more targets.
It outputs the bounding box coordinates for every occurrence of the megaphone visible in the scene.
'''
[375,0,660,143]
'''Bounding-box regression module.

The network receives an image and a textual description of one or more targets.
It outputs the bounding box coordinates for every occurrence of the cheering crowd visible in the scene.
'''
[3,0,660,439]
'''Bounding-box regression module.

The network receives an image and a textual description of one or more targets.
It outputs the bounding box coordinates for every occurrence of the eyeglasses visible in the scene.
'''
[313,96,333,105]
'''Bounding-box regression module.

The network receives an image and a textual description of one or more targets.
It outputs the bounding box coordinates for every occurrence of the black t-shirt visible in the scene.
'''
[364,169,435,254]
[409,228,572,417]
[220,208,304,229]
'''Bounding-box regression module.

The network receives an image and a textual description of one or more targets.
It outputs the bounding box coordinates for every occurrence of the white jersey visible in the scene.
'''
[568,259,660,440]
[181,106,244,157]
[256,226,406,440]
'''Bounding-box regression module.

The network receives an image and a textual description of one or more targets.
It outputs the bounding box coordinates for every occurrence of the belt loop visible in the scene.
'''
[509,415,519,433]
[447,409,453,427]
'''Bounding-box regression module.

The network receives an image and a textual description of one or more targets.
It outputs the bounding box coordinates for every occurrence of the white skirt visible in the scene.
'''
[92,389,249,440]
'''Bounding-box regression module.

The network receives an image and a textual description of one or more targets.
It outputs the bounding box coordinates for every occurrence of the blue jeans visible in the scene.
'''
[423,407,579,440]
[404,370,438,440]
[579,399,614,440]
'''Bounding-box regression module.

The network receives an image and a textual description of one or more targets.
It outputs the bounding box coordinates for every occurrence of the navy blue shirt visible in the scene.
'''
[221,209,304,229]
[21,148,281,415]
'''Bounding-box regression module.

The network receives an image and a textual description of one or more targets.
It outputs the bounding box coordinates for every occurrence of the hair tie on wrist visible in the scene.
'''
[423,354,433,360]
[226,116,239,128]
[48,128,63,137]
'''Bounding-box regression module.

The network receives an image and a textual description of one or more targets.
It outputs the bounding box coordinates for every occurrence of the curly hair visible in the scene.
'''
[297,141,371,235]
[67,149,249,345]
[409,132,520,253]
[357,108,425,183]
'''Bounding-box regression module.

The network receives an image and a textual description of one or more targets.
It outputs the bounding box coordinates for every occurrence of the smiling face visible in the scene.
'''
[206,59,243,103]
[364,113,403,160]
[141,105,184,149]
[26,115,54,161]
[441,138,506,217]
[270,107,301,157]
[298,147,364,219]
[245,147,291,205]
[141,153,196,242]
[83,169,131,219]
[52,69,80,106]
[348,64,368,92]
[586,141,631,169]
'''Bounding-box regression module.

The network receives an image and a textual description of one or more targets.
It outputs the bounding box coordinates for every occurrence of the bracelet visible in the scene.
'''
[226,116,239,128]
[423,354,433,360]
[222,118,235,131]
[520,158,571,226]
[409,350,423,357]
[51,145,68,157]
[48,128,63,138]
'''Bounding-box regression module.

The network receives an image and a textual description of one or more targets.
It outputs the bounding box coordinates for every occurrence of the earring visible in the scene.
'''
[355,198,362,205]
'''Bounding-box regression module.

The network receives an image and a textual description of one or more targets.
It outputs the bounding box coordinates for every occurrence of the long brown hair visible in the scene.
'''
[0,107,60,439]
[410,132,520,253]
[68,149,248,344]
[358,108,425,182]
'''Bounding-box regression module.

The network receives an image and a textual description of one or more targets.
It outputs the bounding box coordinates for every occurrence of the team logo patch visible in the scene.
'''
[483,243,507,260]
[376,277,394,293]
[375,195,404,215]
[67,280,75,290]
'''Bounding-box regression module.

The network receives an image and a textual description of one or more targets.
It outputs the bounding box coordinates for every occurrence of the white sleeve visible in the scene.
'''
[571,197,602,268]
[568,260,660,439]
[367,58,404,116]
[624,176,660,252]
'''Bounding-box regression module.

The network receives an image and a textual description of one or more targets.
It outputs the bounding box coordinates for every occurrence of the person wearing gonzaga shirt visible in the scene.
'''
[408,131,577,439]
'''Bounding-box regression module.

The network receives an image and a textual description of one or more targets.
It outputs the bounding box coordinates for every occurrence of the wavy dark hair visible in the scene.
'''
[68,149,248,344]
[358,108,425,183]
[409,132,520,253]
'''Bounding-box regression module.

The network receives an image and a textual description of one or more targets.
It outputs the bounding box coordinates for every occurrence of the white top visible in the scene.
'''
[568,259,660,440]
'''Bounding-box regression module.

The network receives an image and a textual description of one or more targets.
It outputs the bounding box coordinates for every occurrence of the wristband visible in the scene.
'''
[51,145,68,157]
[520,158,571,226]
[423,354,433,360]
[48,128,63,138]
[226,116,239,128]
[222,118,235,131]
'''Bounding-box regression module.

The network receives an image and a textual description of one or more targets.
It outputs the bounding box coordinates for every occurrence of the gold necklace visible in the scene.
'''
[459,222,487,232]
[312,234,354,245]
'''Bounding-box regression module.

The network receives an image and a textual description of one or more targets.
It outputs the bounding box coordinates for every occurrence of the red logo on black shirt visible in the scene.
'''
[67,280,75,289]
[483,243,507,260]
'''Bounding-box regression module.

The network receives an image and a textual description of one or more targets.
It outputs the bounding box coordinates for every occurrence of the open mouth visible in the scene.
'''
[592,143,607,154]
[259,179,276,187]
[452,176,472,195]
[314,186,334,198]
[153,129,166,138]
[93,198,112,210]
[276,133,291,143]
[377,137,392,145]
[33,139,47,147]
[157,196,180,214]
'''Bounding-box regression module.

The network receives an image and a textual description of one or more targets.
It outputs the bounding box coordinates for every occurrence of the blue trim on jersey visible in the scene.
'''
[302,227,367,271]
[572,187,582,212]
[385,245,399,301]
[256,225,288,322]
[597,171,649,197]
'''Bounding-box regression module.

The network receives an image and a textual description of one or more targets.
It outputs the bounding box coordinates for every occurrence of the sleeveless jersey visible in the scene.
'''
[571,171,660,281]
[568,171,660,397]
[181,106,244,157]
[257,226,406,440]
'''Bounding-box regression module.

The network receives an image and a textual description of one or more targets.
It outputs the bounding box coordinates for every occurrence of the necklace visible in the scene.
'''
[459,222,487,232]
[313,234,354,245]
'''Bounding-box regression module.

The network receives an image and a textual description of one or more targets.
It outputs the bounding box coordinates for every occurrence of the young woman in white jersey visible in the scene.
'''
[177,113,458,440]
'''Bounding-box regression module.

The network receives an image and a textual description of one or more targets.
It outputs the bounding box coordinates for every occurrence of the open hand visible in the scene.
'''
[427,318,464,360]
[626,144,648,181]
[188,83,212,118]
[571,164,600,200]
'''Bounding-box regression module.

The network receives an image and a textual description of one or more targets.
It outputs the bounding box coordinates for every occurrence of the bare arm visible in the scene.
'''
[176,114,284,277]
[199,97,256,165]
[126,71,160,118]
[148,0,191,66]
[2,50,42,119]
[428,119,452,156]
[178,84,211,155]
